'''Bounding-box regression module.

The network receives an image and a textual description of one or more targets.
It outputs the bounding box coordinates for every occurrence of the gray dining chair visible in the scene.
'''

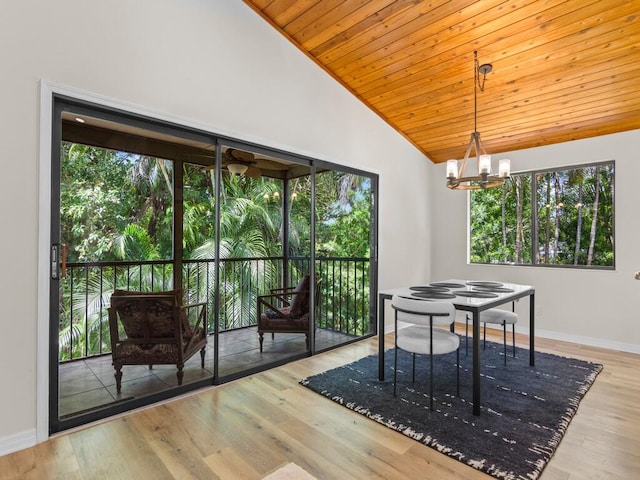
[465,306,518,365]
[391,295,460,410]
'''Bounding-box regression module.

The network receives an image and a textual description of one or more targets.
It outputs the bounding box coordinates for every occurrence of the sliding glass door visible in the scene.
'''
[49,96,378,433]
[314,167,376,351]
[51,99,217,431]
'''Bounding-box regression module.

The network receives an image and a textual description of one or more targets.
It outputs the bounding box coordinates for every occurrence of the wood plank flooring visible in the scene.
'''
[2,327,639,479]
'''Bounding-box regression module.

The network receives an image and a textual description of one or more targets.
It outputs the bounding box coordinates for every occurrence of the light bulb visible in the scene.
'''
[446,160,459,179]
[499,159,510,178]
[479,155,491,174]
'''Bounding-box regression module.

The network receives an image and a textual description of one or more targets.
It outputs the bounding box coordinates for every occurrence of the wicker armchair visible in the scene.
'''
[108,290,207,393]
[257,274,320,352]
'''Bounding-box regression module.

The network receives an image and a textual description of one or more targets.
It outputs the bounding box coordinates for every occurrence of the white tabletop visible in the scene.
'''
[380,279,534,309]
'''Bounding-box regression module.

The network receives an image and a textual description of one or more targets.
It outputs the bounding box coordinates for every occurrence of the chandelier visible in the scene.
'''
[446,51,510,190]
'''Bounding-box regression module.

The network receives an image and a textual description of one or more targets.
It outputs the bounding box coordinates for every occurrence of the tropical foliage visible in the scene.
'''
[470,162,614,267]
[58,143,373,360]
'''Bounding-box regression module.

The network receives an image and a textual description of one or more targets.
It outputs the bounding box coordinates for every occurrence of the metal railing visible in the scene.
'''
[59,256,371,361]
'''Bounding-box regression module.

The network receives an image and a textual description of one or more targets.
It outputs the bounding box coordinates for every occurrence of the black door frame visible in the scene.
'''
[48,94,379,433]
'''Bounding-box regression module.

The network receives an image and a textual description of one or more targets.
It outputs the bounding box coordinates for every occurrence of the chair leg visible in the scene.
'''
[412,353,416,383]
[393,313,398,397]
[429,350,434,411]
[429,319,434,411]
[259,332,264,352]
[177,365,184,385]
[114,366,123,394]
[503,320,507,366]
[200,347,206,368]
[465,314,469,356]
[456,348,460,397]
[512,324,516,357]
[393,347,398,397]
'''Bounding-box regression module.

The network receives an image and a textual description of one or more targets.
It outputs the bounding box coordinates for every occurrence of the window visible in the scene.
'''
[470,161,614,268]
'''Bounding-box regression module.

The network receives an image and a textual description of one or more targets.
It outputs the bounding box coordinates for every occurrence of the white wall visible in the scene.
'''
[430,130,640,353]
[5,0,637,456]
[0,0,431,452]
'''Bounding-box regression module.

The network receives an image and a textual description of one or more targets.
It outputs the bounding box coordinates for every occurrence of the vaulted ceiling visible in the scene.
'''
[243,0,640,163]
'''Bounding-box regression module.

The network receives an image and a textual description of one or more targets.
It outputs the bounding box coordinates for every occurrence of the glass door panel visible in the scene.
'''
[314,169,375,351]
[52,101,215,431]
[216,145,311,380]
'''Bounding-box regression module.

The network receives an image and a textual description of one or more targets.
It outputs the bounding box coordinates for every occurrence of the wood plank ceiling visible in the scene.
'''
[242,0,640,163]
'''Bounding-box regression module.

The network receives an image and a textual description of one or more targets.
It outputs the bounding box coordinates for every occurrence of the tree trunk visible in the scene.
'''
[587,165,601,265]
[544,175,551,264]
[573,182,583,265]
[515,177,523,263]
[552,173,561,264]
[502,184,507,262]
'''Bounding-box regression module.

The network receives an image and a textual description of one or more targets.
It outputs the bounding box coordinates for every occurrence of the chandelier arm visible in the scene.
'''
[474,132,483,157]
[458,132,476,178]
[446,51,507,191]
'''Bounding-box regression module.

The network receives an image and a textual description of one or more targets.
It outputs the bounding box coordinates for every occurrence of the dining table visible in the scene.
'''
[378,279,535,416]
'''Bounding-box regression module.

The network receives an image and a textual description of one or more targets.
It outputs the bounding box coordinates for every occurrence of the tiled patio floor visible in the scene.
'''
[58,327,358,418]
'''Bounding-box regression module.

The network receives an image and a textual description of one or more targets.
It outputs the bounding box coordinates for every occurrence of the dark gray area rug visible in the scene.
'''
[301,339,602,480]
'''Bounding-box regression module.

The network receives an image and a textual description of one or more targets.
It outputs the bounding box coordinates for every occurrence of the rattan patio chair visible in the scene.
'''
[108,289,207,393]
[257,274,320,352]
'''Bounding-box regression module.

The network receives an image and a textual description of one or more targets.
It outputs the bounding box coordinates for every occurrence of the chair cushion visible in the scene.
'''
[289,275,311,317]
[111,289,193,335]
[115,343,179,362]
[259,311,309,331]
[113,297,176,338]
[481,309,518,325]
[397,326,460,355]
[263,306,291,319]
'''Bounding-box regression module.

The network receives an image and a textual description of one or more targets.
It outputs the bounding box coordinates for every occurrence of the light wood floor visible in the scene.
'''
[2,327,639,479]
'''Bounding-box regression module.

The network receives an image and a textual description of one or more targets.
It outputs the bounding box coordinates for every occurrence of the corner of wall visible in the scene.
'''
[0,429,37,457]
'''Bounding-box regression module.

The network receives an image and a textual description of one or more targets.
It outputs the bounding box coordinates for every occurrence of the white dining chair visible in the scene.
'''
[465,305,518,366]
[391,295,460,410]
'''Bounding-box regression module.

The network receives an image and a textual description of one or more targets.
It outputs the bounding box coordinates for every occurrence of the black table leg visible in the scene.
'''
[378,293,386,380]
[472,309,481,416]
[529,292,535,366]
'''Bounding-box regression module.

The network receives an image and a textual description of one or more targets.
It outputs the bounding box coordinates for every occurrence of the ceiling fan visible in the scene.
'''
[186,147,295,179]
[189,148,262,177]
[222,148,262,177]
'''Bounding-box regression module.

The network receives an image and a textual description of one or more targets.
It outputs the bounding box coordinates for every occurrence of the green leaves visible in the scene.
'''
[470,163,613,267]
[59,143,375,358]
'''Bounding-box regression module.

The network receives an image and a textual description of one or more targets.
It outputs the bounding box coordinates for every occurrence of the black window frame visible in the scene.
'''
[469,160,615,270]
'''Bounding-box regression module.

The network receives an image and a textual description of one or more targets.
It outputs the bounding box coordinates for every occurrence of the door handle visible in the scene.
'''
[51,244,59,279]
[51,244,68,279]
[61,244,67,279]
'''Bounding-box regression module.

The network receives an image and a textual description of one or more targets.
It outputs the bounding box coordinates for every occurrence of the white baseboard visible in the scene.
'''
[384,322,640,355]
[525,327,640,355]
[0,429,37,457]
